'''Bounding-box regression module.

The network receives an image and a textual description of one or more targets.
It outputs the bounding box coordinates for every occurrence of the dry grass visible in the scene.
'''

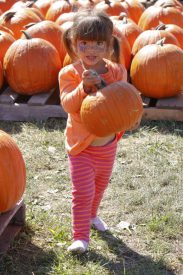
[0,119,182,275]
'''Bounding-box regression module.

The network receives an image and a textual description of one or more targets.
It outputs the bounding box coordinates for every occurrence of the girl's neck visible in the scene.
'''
[80,59,108,74]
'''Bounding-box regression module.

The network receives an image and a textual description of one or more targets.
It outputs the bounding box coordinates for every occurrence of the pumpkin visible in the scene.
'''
[4,32,61,95]
[138,5,183,30]
[132,28,180,56]
[113,26,132,69]
[112,14,142,50]
[130,39,183,98]
[0,30,15,64]
[34,0,53,18]
[0,8,41,39]
[0,24,14,36]
[120,0,145,24]
[80,80,143,137]
[0,130,26,213]
[45,0,74,22]
[155,23,183,50]
[56,11,75,26]
[21,20,67,67]
[0,0,18,13]
[95,0,128,16]
[0,61,3,89]
[11,1,44,20]
[154,0,183,11]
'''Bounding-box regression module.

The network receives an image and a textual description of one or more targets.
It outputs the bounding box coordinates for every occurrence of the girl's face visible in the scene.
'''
[75,40,109,68]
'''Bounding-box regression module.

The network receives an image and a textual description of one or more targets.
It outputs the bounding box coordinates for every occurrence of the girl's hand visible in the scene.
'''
[82,70,102,94]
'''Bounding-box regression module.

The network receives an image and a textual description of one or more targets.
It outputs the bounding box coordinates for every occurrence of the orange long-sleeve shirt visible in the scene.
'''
[59,59,127,155]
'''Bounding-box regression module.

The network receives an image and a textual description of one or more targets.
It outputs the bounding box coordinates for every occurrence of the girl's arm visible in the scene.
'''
[59,66,87,114]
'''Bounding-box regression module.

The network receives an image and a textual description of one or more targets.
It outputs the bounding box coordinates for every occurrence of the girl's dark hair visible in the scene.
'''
[63,9,120,63]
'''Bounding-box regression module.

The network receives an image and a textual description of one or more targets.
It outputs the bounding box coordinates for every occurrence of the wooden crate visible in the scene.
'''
[142,93,183,122]
[0,84,67,122]
[0,199,25,254]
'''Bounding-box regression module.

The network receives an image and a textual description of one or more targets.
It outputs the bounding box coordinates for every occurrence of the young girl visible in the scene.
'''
[59,9,127,254]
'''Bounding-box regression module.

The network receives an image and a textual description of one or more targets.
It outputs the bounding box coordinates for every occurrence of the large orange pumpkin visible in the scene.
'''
[4,33,61,95]
[80,80,143,137]
[0,130,26,213]
[130,40,183,98]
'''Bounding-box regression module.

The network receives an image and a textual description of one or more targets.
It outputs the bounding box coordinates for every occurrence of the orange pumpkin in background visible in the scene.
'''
[0,61,3,89]
[154,0,183,11]
[132,28,180,56]
[0,8,41,39]
[112,13,142,50]
[34,0,53,18]
[119,0,145,24]
[4,32,61,95]
[155,23,183,50]
[56,11,75,26]
[95,0,128,16]
[45,0,74,22]
[11,1,44,20]
[21,20,67,67]
[0,30,15,64]
[0,130,26,213]
[138,5,183,30]
[81,79,143,137]
[130,40,183,99]
[0,0,18,13]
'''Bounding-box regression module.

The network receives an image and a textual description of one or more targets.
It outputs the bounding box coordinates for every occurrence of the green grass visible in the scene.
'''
[0,119,182,275]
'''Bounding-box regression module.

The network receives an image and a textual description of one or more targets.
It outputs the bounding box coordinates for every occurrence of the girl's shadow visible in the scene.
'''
[77,230,176,275]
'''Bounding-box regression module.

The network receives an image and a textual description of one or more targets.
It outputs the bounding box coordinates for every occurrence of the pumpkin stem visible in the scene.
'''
[160,3,175,8]
[156,23,166,31]
[156,38,166,46]
[2,11,16,22]
[24,22,36,29]
[21,30,32,40]
[25,1,35,8]
[119,12,128,21]
[105,0,111,5]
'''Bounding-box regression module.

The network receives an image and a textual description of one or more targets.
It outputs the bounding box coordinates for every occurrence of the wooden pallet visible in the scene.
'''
[0,199,25,254]
[0,83,183,122]
[142,93,183,122]
[0,84,67,122]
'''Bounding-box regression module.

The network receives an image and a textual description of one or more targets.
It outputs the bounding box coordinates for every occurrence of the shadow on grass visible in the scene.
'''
[0,225,58,275]
[76,230,175,275]
[0,118,67,135]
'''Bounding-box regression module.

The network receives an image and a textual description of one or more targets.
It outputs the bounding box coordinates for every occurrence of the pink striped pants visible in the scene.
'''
[68,138,117,242]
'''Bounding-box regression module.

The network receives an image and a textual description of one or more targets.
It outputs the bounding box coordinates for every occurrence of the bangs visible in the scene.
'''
[74,17,112,42]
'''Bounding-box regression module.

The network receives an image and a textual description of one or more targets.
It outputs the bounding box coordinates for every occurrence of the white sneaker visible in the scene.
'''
[67,240,88,254]
[91,217,109,232]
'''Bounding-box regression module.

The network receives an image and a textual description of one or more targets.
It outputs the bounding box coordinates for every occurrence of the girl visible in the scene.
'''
[59,9,127,254]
